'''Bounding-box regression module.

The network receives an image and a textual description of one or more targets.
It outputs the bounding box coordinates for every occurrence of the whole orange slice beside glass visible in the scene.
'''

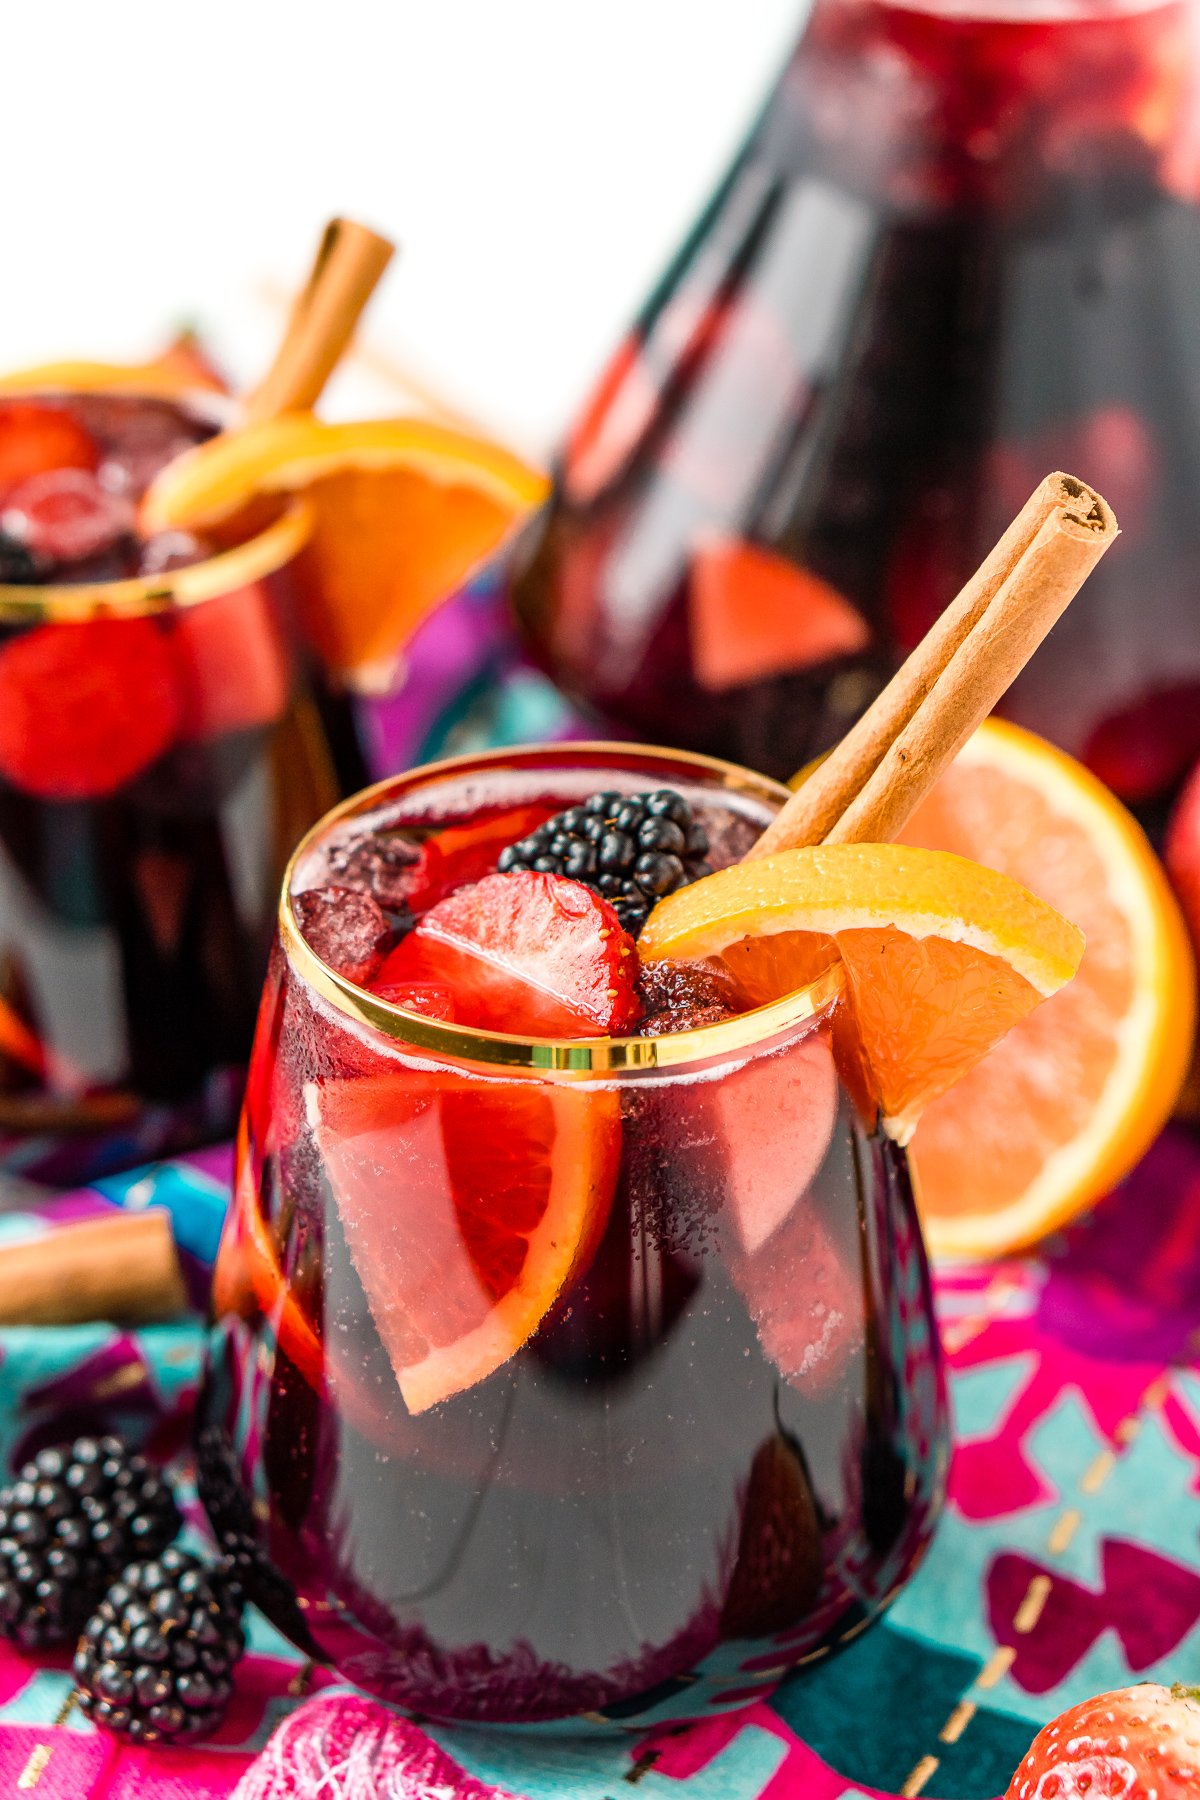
[898,718,1195,1257]
[141,413,548,687]
[307,1070,619,1414]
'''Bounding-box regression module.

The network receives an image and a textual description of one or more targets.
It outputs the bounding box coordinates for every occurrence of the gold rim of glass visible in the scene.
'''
[280,741,844,1073]
[0,498,313,622]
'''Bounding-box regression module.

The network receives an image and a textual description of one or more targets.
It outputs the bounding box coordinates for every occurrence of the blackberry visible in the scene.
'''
[196,1425,322,1658]
[74,1546,245,1743]
[0,1437,180,1650]
[0,532,38,584]
[497,789,709,934]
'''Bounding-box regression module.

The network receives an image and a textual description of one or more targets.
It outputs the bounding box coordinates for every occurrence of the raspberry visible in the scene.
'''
[638,958,743,1034]
[292,886,392,986]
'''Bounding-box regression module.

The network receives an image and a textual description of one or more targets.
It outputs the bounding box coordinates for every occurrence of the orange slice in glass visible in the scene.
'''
[898,719,1195,1256]
[308,1070,619,1413]
[141,414,548,684]
[638,841,1084,1146]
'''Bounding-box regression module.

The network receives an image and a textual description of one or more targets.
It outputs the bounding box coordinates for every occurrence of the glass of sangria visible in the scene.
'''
[198,743,947,1728]
[511,0,1200,827]
[0,390,338,1185]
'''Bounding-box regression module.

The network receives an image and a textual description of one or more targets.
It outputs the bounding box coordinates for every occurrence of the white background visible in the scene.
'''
[5,1,803,459]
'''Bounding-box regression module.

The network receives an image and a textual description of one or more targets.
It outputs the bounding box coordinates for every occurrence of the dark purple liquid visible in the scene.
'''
[511,0,1200,822]
[198,761,947,1728]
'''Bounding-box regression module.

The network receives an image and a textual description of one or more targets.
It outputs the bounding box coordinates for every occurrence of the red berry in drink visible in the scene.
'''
[291,887,391,988]
[2,469,132,566]
[637,957,742,1034]
[377,871,642,1036]
[0,401,98,500]
[0,618,182,800]
[1005,1682,1200,1798]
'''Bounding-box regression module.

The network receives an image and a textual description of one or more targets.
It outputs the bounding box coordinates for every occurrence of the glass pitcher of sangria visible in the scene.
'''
[511,0,1200,822]
[0,390,339,1184]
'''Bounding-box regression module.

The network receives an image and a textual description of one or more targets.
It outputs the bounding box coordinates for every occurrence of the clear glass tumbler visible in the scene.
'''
[198,743,947,1729]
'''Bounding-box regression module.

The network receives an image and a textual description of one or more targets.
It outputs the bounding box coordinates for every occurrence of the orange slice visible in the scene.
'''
[308,1070,618,1412]
[690,536,870,692]
[898,719,1196,1257]
[141,414,548,683]
[0,334,227,397]
[638,842,1084,1145]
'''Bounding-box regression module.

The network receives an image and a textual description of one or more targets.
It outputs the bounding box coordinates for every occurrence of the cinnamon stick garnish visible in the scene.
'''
[244,217,395,424]
[0,1210,188,1326]
[748,473,1117,857]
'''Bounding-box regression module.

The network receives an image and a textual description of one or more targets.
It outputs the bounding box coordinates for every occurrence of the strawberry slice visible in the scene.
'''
[372,979,457,1021]
[377,871,642,1037]
[0,400,99,500]
[0,617,182,800]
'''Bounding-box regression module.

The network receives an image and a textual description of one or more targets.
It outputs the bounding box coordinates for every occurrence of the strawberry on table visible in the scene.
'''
[1006,1683,1200,1799]
[376,870,642,1037]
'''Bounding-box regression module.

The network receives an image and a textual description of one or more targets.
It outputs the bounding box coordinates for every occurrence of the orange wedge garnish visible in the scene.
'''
[308,1070,619,1413]
[141,414,548,684]
[899,719,1195,1256]
[638,842,1084,1146]
[0,334,227,397]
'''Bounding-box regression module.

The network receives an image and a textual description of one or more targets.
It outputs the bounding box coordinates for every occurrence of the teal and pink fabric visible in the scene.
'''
[3,597,1200,1796]
[3,1115,1200,1799]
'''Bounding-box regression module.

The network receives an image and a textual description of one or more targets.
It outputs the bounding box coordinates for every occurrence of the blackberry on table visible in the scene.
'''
[74,1546,245,1744]
[0,1437,180,1650]
[497,789,709,934]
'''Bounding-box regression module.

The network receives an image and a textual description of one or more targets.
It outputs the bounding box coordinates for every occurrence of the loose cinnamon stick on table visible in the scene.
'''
[0,1210,188,1327]
[748,473,1118,858]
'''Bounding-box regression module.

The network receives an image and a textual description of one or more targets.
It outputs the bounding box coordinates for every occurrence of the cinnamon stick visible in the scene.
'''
[0,1211,188,1326]
[748,474,1117,856]
[244,217,395,424]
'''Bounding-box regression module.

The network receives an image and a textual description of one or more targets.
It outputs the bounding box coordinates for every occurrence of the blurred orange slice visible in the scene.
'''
[0,334,227,396]
[308,1070,619,1412]
[899,719,1195,1257]
[638,841,1084,1147]
[142,413,548,683]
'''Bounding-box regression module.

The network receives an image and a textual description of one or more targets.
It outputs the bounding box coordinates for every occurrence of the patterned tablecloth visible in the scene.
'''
[2,591,1198,1799]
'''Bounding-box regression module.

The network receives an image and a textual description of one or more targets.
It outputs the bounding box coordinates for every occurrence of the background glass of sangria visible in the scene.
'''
[199,744,947,1729]
[0,390,338,1185]
[511,0,1200,830]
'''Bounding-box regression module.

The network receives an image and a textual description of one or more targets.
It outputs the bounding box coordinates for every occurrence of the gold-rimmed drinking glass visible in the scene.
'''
[198,743,947,1729]
[0,398,339,1185]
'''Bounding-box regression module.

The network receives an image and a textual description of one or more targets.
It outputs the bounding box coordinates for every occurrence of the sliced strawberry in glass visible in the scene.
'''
[397,802,561,916]
[375,871,642,1037]
[0,617,182,800]
[308,1067,620,1412]
[0,400,99,500]
[173,582,291,741]
[371,980,457,1021]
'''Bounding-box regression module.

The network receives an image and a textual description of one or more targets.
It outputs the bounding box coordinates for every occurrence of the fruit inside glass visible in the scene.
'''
[0,391,338,1184]
[510,0,1200,828]
[199,744,947,1729]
